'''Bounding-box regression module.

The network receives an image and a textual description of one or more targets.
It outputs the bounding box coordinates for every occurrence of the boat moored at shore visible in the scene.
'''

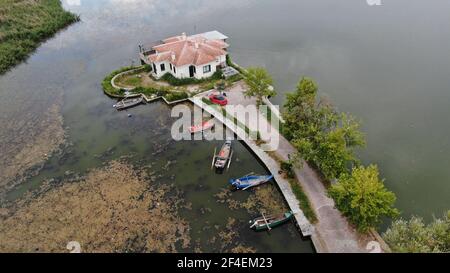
[189,119,215,134]
[249,211,294,231]
[229,174,273,190]
[212,140,233,171]
[113,95,144,110]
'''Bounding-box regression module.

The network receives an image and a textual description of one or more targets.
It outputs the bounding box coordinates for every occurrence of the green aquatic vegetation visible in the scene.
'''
[0,0,79,74]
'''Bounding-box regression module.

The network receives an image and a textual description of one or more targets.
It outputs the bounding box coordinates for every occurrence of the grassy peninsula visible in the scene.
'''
[0,0,79,74]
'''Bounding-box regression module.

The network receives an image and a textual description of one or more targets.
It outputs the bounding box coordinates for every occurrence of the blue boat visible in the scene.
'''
[229,174,273,190]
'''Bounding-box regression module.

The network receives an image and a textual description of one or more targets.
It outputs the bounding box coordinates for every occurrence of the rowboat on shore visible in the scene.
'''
[249,211,293,231]
[229,174,273,190]
[212,140,233,171]
[113,95,144,110]
[189,119,215,134]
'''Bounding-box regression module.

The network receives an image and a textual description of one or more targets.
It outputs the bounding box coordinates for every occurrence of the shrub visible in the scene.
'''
[143,64,152,72]
[383,211,450,253]
[215,80,226,91]
[202,97,214,105]
[226,73,243,83]
[280,161,295,179]
[329,165,399,232]
[165,91,189,102]
[287,178,317,223]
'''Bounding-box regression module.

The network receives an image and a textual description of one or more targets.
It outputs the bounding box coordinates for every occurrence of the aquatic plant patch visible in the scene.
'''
[0,160,191,252]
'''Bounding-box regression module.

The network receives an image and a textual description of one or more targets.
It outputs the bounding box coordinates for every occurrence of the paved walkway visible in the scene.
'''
[192,82,384,253]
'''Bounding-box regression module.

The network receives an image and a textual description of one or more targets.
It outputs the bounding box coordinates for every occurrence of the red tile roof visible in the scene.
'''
[148,33,228,67]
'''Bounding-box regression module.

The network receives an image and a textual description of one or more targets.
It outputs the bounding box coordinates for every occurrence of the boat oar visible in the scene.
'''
[227,150,233,171]
[262,212,272,231]
[211,147,216,170]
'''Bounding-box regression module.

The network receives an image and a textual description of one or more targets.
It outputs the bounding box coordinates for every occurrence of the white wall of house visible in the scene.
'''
[195,61,216,79]
[150,54,227,80]
[174,64,190,79]
[151,61,170,78]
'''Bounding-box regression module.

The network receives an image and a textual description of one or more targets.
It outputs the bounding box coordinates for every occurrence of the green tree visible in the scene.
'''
[383,211,450,253]
[284,77,365,180]
[243,67,276,106]
[328,165,399,232]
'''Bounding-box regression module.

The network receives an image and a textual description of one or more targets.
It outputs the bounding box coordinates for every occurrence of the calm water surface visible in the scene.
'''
[0,0,449,251]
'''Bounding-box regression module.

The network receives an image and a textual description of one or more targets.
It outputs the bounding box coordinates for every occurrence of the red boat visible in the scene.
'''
[209,94,228,106]
[189,119,215,133]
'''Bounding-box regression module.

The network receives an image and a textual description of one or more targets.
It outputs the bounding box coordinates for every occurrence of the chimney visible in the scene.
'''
[181,32,187,40]
[171,52,176,62]
[194,42,199,49]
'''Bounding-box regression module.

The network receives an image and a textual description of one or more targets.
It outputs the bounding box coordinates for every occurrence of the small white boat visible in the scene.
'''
[113,95,144,110]
[212,140,233,171]
[229,174,273,190]
[189,119,215,134]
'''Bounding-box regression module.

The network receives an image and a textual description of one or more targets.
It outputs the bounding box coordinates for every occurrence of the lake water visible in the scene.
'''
[0,0,449,252]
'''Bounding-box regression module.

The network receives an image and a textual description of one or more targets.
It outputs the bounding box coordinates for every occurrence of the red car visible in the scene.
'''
[209,94,228,106]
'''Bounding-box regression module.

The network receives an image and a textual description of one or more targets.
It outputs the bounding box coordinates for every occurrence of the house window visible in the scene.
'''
[203,65,211,73]
[170,63,172,70]
[173,66,176,73]
[160,63,165,72]
[152,63,157,73]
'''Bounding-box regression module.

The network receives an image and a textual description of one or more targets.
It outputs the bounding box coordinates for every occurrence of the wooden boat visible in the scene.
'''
[249,211,293,231]
[189,119,215,134]
[229,174,273,190]
[212,140,233,170]
[113,95,143,110]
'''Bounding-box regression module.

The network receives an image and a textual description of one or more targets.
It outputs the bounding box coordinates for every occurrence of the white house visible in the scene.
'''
[139,31,229,80]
